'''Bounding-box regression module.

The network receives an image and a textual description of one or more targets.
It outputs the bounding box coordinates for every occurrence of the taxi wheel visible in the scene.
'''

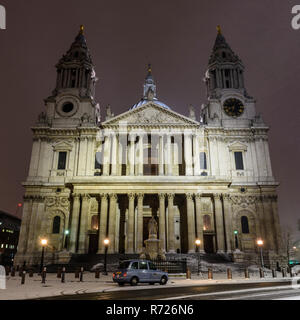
[160,276,167,285]
[118,283,125,286]
[130,277,139,286]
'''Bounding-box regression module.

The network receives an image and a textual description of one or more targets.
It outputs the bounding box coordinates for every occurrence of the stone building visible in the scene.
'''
[14,26,284,267]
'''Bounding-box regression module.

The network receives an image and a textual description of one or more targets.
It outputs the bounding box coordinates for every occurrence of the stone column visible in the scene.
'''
[108,194,117,253]
[159,193,166,251]
[127,193,135,253]
[167,134,172,175]
[159,135,164,175]
[16,198,32,255]
[186,193,196,253]
[271,195,282,254]
[138,135,144,175]
[128,134,135,176]
[184,133,193,175]
[97,194,108,254]
[262,195,276,251]
[26,200,40,254]
[111,134,118,176]
[102,134,111,176]
[167,193,175,253]
[195,193,204,252]
[256,196,267,241]
[136,193,144,253]
[69,194,81,252]
[78,194,90,254]
[193,134,200,176]
[223,194,233,253]
[213,194,225,253]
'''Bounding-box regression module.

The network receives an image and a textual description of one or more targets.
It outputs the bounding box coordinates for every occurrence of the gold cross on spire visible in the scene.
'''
[147,63,152,74]
[79,25,84,35]
[217,25,222,34]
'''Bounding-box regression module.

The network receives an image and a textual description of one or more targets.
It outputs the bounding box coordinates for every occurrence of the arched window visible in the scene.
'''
[241,216,249,234]
[52,216,61,234]
[203,215,212,231]
[200,152,207,170]
[91,215,99,230]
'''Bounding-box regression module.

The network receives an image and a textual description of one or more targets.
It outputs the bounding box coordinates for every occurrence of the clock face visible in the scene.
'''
[223,98,244,117]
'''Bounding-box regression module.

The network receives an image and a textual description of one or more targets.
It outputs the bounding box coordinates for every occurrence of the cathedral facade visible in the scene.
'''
[14,26,284,267]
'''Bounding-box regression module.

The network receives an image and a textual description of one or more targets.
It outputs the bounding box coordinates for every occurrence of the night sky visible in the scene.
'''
[0,1,299,235]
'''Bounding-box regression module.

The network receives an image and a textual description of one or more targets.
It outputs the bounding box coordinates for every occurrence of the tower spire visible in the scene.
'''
[205,26,246,97]
[51,26,97,99]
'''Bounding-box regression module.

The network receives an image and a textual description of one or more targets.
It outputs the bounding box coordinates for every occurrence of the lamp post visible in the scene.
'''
[257,239,264,271]
[40,239,48,274]
[103,238,109,275]
[195,239,201,276]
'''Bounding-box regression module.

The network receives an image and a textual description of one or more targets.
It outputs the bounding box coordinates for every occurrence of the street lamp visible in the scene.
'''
[257,239,264,271]
[195,239,201,276]
[103,238,110,275]
[40,238,48,274]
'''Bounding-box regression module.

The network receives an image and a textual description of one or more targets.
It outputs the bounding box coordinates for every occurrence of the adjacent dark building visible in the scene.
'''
[0,211,21,266]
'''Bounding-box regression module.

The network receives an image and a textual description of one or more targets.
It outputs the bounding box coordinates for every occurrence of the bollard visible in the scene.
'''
[75,269,79,279]
[289,267,293,278]
[208,268,213,280]
[57,268,62,278]
[259,268,264,278]
[41,267,47,284]
[5,266,9,276]
[16,265,19,272]
[29,269,34,278]
[227,268,232,280]
[95,270,100,279]
[19,267,23,277]
[282,267,286,278]
[21,271,26,285]
[186,268,191,279]
[245,268,250,279]
[11,267,15,277]
[272,269,277,278]
[61,267,66,283]
[79,267,84,282]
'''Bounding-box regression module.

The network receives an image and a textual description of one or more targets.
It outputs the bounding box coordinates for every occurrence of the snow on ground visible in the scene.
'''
[0,271,293,300]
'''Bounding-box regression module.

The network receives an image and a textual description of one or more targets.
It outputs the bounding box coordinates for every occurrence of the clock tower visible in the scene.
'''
[202,26,264,128]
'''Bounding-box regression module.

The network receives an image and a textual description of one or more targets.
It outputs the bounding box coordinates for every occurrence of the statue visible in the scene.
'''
[188,104,196,120]
[148,216,158,239]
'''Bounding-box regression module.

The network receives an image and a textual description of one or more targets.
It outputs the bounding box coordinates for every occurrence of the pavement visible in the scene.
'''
[0,271,296,300]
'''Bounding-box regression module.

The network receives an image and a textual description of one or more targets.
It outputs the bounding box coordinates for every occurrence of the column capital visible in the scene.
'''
[213,193,222,200]
[109,193,118,200]
[185,193,194,200]
[82,194,90,201]
[167,193,174,201]
[159,193,166,200]
[100,193,108,200]
[128,193,136,200]
[223,193,231,201]
[137,193,144,200]
[195,193,202,200]
[72,193,80,200]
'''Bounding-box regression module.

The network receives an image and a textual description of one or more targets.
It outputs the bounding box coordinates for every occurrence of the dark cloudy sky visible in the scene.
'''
[0,1,299,235]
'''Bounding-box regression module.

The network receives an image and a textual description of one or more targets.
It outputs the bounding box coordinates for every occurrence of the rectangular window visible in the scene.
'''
[200,152,207,170]
[234,152,244,170]
[57,152,67,170]
[95,152,102,169]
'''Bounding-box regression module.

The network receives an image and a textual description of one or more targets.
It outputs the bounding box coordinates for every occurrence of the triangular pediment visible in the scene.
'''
[102,102,199,127]
[52,141,73,151]
[228,141,248,151]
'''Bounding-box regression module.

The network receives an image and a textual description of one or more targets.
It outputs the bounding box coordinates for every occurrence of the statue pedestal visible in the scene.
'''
[140,216,166,261]
[140,237,166,261]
